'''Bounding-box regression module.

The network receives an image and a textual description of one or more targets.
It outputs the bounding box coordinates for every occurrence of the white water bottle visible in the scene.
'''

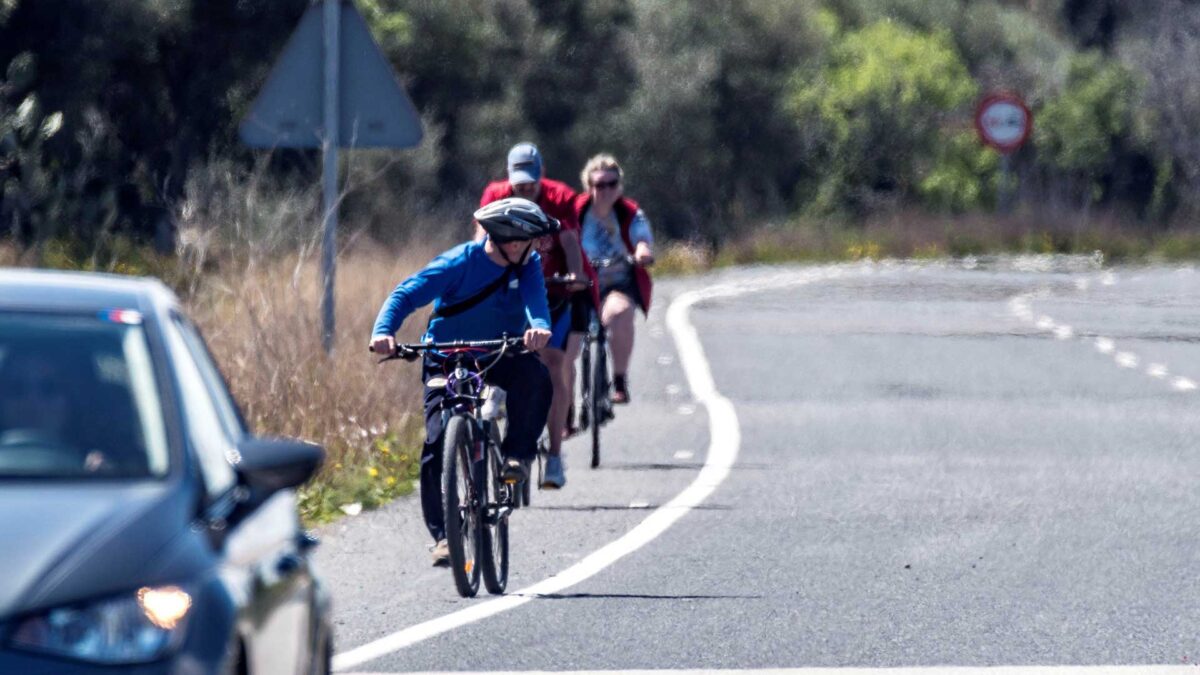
[481,386,507,421]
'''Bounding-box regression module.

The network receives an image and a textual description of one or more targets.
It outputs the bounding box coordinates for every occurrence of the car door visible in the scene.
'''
[164,312,313,674]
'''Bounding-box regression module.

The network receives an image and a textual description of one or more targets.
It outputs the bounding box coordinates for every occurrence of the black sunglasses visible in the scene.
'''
[591,179,620,190]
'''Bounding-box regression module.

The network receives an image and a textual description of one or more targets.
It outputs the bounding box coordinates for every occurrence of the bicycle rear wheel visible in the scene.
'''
[481,423,509,595]
[443,416,482,598]
[589,335,608,468]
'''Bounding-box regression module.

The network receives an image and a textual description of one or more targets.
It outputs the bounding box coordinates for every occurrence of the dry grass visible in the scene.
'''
[653,240,715,276]
[183,241,442,523]
[0,243,19,266]
[714,206,1200,265]
[168,155,475,523]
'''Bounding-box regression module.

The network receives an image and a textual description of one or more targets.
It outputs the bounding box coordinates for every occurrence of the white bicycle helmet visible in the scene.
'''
[474,197,560,243]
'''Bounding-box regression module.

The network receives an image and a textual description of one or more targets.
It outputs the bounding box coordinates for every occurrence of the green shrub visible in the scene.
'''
[789,20,977,213]
[1035,52,1144,203]
[919,130,999,212]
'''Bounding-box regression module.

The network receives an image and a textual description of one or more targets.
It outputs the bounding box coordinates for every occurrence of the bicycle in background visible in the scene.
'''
[578,257,633,468]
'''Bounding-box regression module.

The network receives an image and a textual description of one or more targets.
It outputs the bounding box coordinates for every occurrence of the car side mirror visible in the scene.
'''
[233,437,325,498]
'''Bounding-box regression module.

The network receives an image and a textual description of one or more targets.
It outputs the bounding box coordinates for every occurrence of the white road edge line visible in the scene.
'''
[331,266,848,672]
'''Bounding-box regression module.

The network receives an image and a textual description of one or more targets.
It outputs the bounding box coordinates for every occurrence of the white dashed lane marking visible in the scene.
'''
[1008,272,1196,394]
[1115,352,1139,369]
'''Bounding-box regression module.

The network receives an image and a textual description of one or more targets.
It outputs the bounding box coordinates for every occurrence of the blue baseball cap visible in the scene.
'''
[506,142,543,185]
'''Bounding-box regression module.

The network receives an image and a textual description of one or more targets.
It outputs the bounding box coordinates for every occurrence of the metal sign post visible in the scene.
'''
[975,92,1033,213]
[239,0,423,354]
[321,0,340,354]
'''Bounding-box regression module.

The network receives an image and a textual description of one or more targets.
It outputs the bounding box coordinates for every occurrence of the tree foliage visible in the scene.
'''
[1,0,1197,252]
[790,20,977,213]
[1035,52,1142,203]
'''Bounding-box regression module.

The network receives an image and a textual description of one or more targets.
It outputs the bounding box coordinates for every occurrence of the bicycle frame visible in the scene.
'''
[376,337,525,516]
[424,349,519,522]
[374,336,525,596]
[578,301,614,468]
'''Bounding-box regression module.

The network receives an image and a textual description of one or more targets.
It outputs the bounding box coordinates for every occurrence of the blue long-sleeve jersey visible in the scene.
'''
[372,241,551,342]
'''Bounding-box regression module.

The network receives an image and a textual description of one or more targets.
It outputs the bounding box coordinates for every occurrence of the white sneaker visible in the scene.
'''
[481,386,507,421]
[430,539,450,567]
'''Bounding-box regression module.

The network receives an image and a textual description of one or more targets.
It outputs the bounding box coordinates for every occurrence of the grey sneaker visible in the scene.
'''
[430,539,450,567]
[541,455,566,489]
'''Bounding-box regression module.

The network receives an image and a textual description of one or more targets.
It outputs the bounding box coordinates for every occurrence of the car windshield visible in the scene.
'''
[0,311,169,479]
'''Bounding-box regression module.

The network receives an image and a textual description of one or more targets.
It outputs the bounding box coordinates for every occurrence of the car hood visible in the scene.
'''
[0,480,198,619]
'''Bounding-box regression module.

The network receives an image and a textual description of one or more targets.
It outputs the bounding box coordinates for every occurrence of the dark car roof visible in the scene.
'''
[0,268,177,314]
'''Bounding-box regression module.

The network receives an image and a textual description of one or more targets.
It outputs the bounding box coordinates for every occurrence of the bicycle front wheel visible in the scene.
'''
[579,334,593,432]
[481,423,509,595]
[443,415,482,597]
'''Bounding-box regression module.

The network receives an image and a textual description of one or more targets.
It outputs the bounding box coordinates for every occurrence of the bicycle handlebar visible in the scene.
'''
[370,335,527,361]
[591,254,654,269]
[546,273,592,288]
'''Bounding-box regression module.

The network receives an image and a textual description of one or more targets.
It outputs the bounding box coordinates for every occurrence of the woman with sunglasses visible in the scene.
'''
[575,154,655,404]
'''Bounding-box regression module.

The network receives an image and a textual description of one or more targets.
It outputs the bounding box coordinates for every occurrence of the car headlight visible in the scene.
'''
[9,585,192,664]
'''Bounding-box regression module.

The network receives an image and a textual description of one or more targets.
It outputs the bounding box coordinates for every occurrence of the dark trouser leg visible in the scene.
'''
[485,353,551,461]
[420,358,447,542]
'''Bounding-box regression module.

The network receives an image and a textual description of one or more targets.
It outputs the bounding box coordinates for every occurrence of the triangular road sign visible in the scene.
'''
[239,1,423,149]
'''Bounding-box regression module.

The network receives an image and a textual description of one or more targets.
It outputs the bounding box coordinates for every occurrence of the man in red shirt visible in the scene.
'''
[479,143,590,489]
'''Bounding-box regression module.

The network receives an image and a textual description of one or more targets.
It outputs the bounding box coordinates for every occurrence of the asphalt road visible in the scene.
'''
[316,257,1200,673]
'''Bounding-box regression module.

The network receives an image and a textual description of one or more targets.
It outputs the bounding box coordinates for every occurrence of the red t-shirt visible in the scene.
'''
[479,178,580,287]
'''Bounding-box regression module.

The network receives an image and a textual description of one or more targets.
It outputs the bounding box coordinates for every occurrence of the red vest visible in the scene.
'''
[574,194,653,314]
[479,178,599,307]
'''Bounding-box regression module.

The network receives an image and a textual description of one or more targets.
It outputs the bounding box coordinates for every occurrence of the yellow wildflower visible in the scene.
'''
[367,467,379,478]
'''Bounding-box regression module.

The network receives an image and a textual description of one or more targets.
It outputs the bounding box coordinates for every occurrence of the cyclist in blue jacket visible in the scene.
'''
[370,198,556,566]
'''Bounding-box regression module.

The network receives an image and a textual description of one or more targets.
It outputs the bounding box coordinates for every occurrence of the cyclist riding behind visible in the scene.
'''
[479,142,594,489]
[576,153,655,404]
[371,198,556,566]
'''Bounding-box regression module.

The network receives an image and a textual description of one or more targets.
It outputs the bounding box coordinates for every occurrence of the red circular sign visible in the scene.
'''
[975,92,1032,154]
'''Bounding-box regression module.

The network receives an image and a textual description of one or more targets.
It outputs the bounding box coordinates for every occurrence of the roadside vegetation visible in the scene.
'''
[4,0,1200,523]
[6,1,1200,250]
